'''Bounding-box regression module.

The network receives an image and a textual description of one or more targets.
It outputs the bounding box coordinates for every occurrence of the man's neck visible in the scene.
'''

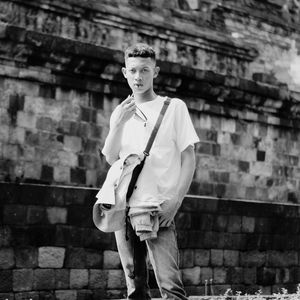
[133,90,157,104]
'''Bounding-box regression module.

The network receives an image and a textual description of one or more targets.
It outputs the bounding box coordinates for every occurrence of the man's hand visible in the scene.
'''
[158,197,181,227]
[113,95,136,128]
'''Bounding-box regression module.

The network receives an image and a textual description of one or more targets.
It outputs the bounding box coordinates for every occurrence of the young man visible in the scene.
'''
[102,43,199,300]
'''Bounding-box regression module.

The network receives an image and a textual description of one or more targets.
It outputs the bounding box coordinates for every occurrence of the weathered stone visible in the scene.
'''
[15,291,39,300]
[240,251,266,267]
[213,267,227,284]
[38,247,65,268]
[55,290,77,300]
[15,247,38,268]
[210,249,223,266]
[69,269,89,289]
[46,207,67,224]
[107,270,126,289]
[13,269,33,291]
[241,216,255,233]
[223,250,239,266]
[182,267,201,285]
[33,269,55,290]
[0,248,14,269]
[103,250,121,269]
[266,251,298,267]
[89,269,107,289]
[55,269,69,289]
[0,270,13,292]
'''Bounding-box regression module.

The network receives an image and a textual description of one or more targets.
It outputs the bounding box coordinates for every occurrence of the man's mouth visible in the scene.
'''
[134,83,143,87]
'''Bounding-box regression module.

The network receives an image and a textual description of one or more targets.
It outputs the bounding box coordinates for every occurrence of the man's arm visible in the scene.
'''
[159,145,196,227]
[103,96,136,165]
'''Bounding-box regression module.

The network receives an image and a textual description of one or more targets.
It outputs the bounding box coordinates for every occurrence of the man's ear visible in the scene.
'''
[153,66,160,78]
[122,67,127,78]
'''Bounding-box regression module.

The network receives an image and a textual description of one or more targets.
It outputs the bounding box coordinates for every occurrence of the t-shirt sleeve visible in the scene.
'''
[174,99,200,152]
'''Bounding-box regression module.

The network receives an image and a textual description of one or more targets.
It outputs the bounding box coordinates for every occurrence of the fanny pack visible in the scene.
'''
[93,97,171,233]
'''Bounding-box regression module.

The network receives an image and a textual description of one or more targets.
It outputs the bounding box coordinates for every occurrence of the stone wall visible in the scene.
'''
[1,183,300,299]
[0,0,300,203]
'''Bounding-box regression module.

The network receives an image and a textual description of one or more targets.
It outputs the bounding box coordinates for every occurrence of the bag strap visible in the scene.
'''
[143,97,171,157]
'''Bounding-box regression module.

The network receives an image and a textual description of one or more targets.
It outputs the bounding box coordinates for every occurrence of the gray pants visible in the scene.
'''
[115,223,188,300]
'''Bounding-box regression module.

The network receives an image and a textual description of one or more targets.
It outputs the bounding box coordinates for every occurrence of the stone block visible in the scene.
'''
[85,249,103,269]
[67,206,94,227]
[221,118,236,133]
[54,166,70,183]
[175,212,191,229]
[36,116,56,131]
[107,270,126,289]
[266,251,298,267]
[55,290,77,300]
[39,291,56,300]
[27,205,46,224]
[0,270,12,292]
[213,267,227,284]
[77,290,93,300]
[13,269,33,291]
[242,216,255,233]
[64,136,82,152]
[227,215,242,233]
[0,293,14,300]
[224,250,239,266]
[0,248,14,269]
[58,151,78,167]
[238,160,250,173]
[33,269,55,290]
[17,111,36,129]
[15,247,38,268]
[240,250,266,267]
[200,267,213,284]
[103,250,121,269]
[55,269,69,289]
[46,207,67,224]
[275,268,290,284]
[226,267,244,284]
[244,267,257,285]
[182,267,201,285]
[179,249,194,269]
[70,269,89,289]
[211,249,223,266]
[41,165,54,182]
[0,226,11,247]
[213,215,228,232]
[38,247,65,268]
[89,270,107,289]
[15,291,39,300]
[3,205,27,225]
[65,248,87,268]
[194,249,210,267]
[70,167,86,184]
[257,267,276,285]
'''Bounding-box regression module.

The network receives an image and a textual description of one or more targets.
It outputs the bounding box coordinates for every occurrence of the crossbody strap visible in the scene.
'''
[143,97,171,157]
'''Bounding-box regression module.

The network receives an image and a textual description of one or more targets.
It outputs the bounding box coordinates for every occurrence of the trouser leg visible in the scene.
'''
[114,225,151,300]
[146,223,188,300]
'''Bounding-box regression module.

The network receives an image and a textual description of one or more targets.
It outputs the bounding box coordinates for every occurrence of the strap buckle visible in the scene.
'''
[143,151,149,157]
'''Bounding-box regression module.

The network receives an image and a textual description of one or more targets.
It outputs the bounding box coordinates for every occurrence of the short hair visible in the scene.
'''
[124,43,156,61]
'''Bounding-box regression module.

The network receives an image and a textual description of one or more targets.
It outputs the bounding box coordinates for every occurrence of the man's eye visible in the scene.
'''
[142,68,149,72]
[129,69,135,73]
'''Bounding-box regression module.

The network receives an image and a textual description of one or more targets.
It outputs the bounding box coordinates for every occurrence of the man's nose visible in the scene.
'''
[134,71,142,80]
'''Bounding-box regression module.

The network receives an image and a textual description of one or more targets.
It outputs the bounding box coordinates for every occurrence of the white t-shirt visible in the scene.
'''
[102,96,200,203]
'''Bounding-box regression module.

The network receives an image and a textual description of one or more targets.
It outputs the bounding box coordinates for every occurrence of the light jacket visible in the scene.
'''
[93,153,162,233]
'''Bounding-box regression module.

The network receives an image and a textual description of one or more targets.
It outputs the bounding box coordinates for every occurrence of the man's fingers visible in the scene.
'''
[122,95,134,106]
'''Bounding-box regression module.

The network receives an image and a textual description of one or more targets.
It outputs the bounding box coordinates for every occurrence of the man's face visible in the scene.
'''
[122,57,159,94]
